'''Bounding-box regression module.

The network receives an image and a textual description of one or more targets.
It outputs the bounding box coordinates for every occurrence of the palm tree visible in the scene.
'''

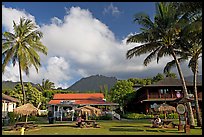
[165,2,202,127]
[37,79,55,91]
[164,27,202,127]
[2,18,48,105]
[126,2,195,127]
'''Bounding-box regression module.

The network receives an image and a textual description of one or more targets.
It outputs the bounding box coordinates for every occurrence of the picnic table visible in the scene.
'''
[76,120,99,128]
[162,119,173,128]
[13,121,37,130]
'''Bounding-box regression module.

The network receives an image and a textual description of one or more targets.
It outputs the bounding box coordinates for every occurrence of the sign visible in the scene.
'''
[60,100,75,104]
[176,91,181,98]
[176,104,185,114]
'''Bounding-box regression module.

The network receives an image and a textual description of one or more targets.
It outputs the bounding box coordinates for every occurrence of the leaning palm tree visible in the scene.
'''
[126,2,195,127]
[2,17,48,105]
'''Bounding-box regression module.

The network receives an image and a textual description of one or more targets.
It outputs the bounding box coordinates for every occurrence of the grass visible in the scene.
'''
[2,119,202,135]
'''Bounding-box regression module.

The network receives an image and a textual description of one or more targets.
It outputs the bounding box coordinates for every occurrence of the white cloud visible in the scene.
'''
[2,5,202,89]
[103,3,121,16]
[2,5,37,32]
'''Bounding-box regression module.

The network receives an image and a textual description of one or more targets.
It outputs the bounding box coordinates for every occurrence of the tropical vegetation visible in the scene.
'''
[2,17,48,105]
[126,2,202,128]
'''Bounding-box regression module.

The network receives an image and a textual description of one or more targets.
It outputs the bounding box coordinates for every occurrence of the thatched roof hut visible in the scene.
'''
[154,103,176,112]
[14,103,38,116]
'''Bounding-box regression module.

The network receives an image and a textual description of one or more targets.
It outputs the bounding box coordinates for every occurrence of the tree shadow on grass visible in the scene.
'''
[114,125,139,127]
[109,127,144,132]
[40,124,76,128]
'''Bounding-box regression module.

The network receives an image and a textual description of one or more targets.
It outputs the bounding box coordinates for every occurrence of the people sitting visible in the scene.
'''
[76,115,84,127]
[152,115,162,128]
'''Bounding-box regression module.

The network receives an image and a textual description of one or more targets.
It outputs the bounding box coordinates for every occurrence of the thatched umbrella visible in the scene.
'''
[75,107,92,115]
[154,103,176,119]
[14,103,38,122]
[83,106,102,116]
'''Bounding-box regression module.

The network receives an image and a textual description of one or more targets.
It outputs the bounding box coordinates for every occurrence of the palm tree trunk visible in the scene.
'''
[171,50,195,128]
[19,60,26,105]
[193,61,202,127]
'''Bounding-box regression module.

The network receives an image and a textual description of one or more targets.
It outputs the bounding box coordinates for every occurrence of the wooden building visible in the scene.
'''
[129,77,202,114]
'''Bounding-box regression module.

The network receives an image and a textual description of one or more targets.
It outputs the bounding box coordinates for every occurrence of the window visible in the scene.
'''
[159,88,169,94]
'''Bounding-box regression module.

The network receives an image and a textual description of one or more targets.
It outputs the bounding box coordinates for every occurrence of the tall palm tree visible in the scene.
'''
[126,2,195,127]
[165,2,202,127]
[164,25,202,127]
[2,18,48,105]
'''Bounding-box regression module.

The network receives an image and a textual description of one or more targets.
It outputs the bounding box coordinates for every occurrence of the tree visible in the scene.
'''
[164,26,202,127]
[152,73,164,83]
[164,2,202,127]
[110,80,135,114]
[2,18,48,105]
[37,79,55,91]
[13,83,47,110]
[165,72,177,78]
[99,84,110,102]
[126,2,195,127]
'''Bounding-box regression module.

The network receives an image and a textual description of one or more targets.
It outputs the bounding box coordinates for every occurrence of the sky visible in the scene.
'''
[2,2,202,88]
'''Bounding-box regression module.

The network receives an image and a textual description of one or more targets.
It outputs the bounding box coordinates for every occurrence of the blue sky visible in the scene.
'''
[2,2,202,88]
[3,2,156,40]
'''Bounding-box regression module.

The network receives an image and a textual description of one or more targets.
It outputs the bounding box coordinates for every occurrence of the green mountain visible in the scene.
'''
[67,74,117,92]
[2,81,37,90]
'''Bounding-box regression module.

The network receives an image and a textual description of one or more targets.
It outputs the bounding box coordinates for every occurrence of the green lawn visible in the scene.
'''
[2,119,202,135]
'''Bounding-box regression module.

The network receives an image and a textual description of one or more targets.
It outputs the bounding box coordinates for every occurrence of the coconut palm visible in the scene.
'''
[164,2,202,127]
[126,2,195,127]
[37,79,55,91]
[164,28,202,127]
[2,17,48,105]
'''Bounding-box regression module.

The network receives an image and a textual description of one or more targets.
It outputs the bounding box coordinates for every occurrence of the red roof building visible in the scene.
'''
[47,93,119,121]
[48,93,118,106]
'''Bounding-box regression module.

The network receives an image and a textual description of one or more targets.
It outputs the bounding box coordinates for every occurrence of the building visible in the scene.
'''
[2,93,20,120]
[129,77,202,114]
[48,93,119,121]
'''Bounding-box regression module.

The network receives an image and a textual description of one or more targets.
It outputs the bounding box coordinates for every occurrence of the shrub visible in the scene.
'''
[122,113,154,119]
[7,112,18,125]
[167,113,178,119]
[28,116,38,121]
[122,112,179,120]
[98,114,112,120]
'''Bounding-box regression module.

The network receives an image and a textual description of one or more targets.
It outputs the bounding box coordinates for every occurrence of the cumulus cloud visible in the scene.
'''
[2,5,202,89]
[103,3,121,16]
[2,5,37,32]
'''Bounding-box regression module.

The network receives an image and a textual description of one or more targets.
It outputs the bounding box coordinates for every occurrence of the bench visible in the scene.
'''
[13,122,37,130]
[76,120,99,128]
[172,123,179,128]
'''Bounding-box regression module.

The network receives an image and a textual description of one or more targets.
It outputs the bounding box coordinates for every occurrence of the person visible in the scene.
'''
[76,115,84,127]
[152,115,162,128]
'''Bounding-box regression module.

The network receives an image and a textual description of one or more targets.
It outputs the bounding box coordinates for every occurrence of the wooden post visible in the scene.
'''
[25,114,28,123]
[147,89,149,99]
[178,113,183,131]
[184,111,190,134]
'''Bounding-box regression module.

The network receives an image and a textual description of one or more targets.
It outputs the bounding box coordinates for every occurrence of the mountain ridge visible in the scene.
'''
[2,75,202,91]
[67,74,117,92]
